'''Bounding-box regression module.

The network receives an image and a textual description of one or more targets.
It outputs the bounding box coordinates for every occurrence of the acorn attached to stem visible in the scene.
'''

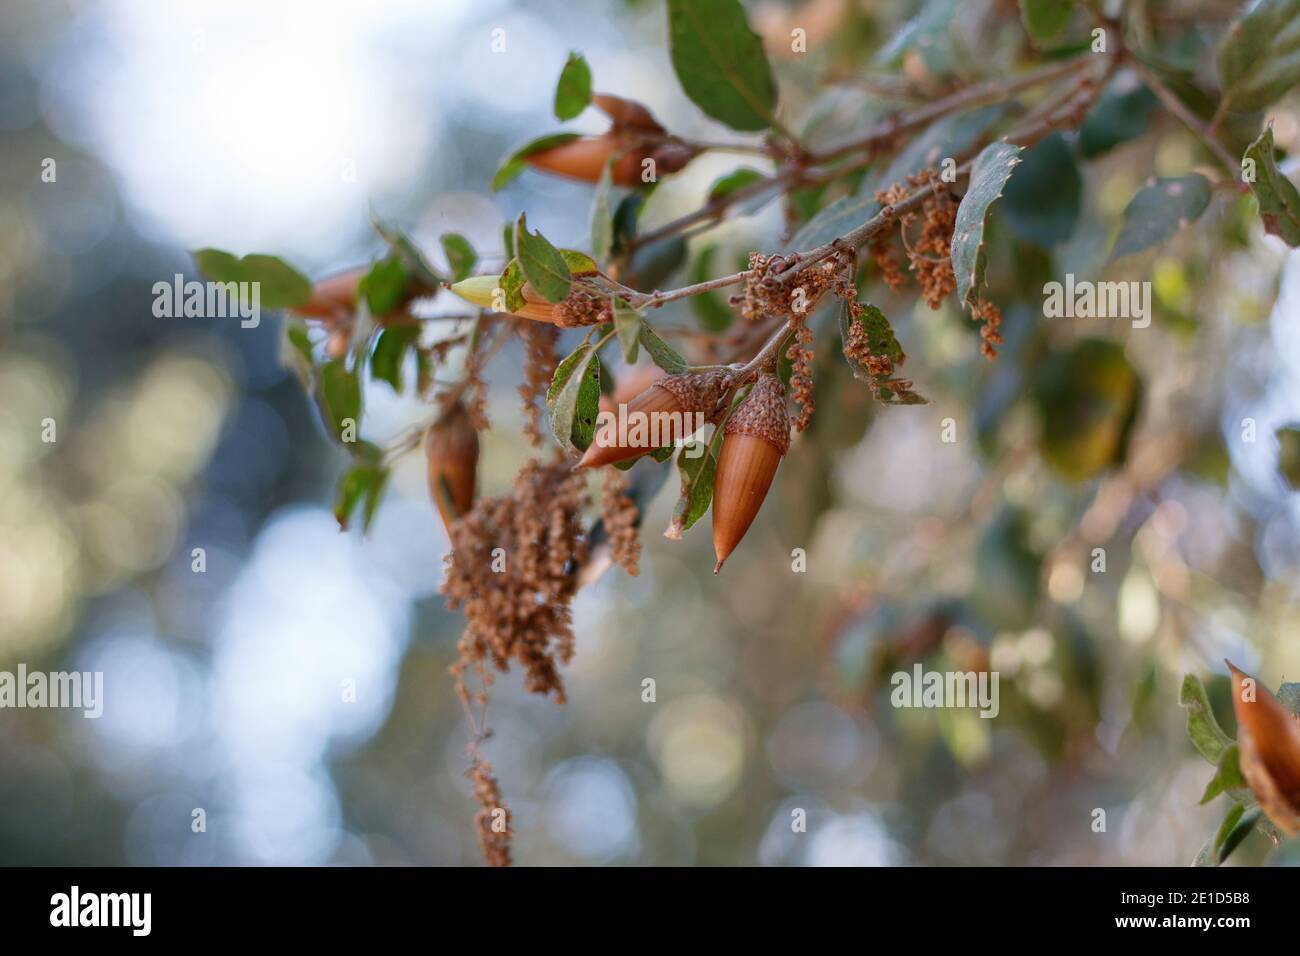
[426,402,479,534]
[448,275,610,327]
[1227,660,1300,835]
[576,367,733,470]
[712,372,790,574]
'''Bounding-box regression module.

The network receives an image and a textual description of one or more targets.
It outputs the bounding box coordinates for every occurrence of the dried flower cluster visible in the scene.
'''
[787,323,815,432]
[467,757,512,867]
[600,468,642,575]
[875,173,958,309]
[552,289,614,328]
[443,457,589,702]
[518,321,558,446]
[970,297,1004,359]
[733,252,838,322]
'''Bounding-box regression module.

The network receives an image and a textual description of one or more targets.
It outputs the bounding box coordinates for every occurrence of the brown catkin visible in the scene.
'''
[787,324,815,432]
[467,757,512,867]
[600,468,642,576]
[518,322,558,446]
[733,252,839,323]
[971,297,1003,360]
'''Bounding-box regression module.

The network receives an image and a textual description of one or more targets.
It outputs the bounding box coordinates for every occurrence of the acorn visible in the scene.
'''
[425,403,479,534]
[296,267,367,321]
[448,276,611,328]
[591,93,666,134]
[524,131,697,187]
[712,372,790,573]
[599,364,666,416]
[577,368,733,470]
[526,133,648,186]
[1227,660,1300,835]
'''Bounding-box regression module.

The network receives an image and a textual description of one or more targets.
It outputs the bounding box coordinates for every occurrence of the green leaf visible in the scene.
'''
[281,315,315,389]
[590,161,615,264]
[1080,83,1157,158]
[952,141,1023,308]
[515,213,573,303]
[370,325,419,393]
[1180,673,1235,765]
[666,440,717,538]
[547,344,602,453]
[192,249,312,310]
[501,259,527,313]
[319,359,362,440]
[359,256,409,316]
[334,460,389,533]
[612,298,641,363]
[1199,743,1249,804]
[666,0,777,132]
[1277,425,1300,489]
[688,244,735,332]
[838,301,928,405]
[1112,174,1211,260]
[554,52,592,120]
[371,217,445,292]
[1217,0,1300,112]
[440,233,477,282]
[1034,339,1141,481]
[492,132,581,191]
[1217,807,1261,863]
[1019,0,1073,43]
[558,249,599,275]
[708,167,766,202]
[1244,125,1300,247]
[1000,133,1081,247]
[502,222,515,260]
[637,323,689,374]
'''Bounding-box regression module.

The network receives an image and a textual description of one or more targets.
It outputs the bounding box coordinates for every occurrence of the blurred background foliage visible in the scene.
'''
[2,0,1300,866]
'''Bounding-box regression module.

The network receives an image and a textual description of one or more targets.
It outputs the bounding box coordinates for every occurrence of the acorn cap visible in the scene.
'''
[712,374,790,572]
[1227,660,1300,834]
[577,368,733,470]
[426,404,479,533]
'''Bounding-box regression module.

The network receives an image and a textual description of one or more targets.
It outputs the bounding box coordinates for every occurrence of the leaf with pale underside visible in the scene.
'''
[1244,125,1300,246]
[1111,174,1211,260]
[1217,0,1300,113]
[515,213,572,303]
[952,141,1023,309]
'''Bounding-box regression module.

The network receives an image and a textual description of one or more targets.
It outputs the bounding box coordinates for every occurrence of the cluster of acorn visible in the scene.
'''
[447,273,792,573]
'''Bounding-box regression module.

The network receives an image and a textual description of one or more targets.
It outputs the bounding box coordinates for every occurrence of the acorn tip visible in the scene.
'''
[713,559,724,575]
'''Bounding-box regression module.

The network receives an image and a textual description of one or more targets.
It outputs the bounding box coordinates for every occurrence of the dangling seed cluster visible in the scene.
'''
[971,297,1003,359]
[787,324,815,432]
[518,321,558,446]
[600,468,642,576]
[467,757,511,867]
[443,458,588,701]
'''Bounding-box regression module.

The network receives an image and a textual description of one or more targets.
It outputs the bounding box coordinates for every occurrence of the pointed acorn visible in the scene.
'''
[296,267,367,322]
[712,373,790,573]
[1227,660,1300,834]
[525,133,649,186]
[591,93,666,134]
[449,275,610,327]
[577,368,732,470]
[425,403,479,534]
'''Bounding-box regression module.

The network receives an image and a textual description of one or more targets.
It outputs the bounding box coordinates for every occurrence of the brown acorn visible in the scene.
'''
[591,93,666,133]
[296,267,367,321]
[1227,660,1300,835]
[525,133,648,186]
[425,403,479,533]
[577,368,732,470]
[712,373,790,573]
[599,364,666,416]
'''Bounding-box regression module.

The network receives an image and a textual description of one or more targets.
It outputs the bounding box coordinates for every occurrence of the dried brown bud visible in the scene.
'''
[1227,660,1300,835]
[712,373,790,573]
[576,368,732,470]
[425,403,479,534]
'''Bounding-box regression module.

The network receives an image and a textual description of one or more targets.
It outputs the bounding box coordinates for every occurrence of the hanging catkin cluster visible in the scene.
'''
[600,468,642,575]
[442,458,589,702]
[733,252,839,322]
[518,321,558,446]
